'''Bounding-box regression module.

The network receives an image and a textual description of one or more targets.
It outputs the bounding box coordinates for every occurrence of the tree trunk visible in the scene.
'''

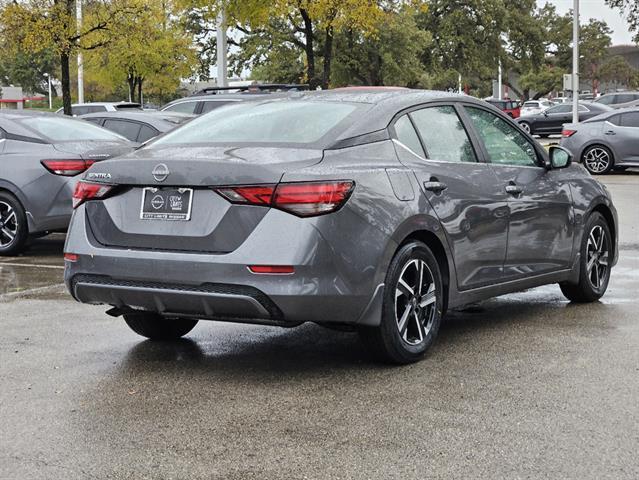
[60,52,72,115]
[299,8,317,88]
[127,72,135,102]
[136,77,143,104]
[321,26,333,89]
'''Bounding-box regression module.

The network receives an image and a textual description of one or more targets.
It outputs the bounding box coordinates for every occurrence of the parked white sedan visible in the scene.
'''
[520,99,553,116]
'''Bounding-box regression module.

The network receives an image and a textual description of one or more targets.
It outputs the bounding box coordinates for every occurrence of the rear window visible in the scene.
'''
[114,104,142,111]
[523,102,538,107]
[151,101,359,146]
[18,116,127,141]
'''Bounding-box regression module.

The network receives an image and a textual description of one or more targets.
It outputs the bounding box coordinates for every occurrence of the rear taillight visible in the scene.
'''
[72,181,114,209]
[562,129,577,138]
[215,181,354,217]
[41,159,95,176]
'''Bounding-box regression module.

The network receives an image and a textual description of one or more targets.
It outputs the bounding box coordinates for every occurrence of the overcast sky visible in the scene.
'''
[546,0,635,45]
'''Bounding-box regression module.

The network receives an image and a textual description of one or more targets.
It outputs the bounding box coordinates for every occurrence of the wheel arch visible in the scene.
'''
[579,142,616,166]
[0,182,31,233]
[589,202,617,263]
[394,228,452,315]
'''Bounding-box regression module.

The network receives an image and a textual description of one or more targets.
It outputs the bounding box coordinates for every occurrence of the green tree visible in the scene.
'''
[605,0,639,42]
[600,55,639,89]
[0,47,58,96]
[0,0,138,114]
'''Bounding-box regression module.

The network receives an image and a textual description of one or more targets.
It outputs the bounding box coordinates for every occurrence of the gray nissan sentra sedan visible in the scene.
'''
[63,89,618,363]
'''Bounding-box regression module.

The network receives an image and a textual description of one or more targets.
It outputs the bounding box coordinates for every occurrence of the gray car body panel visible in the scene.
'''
[63,90,618,327]
[0,112,134,234]
[561,109,639,168]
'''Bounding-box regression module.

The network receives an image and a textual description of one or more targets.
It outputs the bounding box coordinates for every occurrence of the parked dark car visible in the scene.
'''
[82,111,193,143]
[517,102,612,136]
[561,108,639,174]
[0,111,134,255]
[485,98,521,118]
[160,84,309,115]
[64,89,617,364]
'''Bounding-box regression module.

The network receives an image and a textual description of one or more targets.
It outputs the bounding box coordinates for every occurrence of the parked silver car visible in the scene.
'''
[561,108,639,174]
[0,111,133,255]
[64,89,618,363]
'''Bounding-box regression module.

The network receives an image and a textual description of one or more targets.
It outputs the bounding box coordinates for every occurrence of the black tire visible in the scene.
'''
[560,212,612,303]
[0,191,28,256]
[582,145,614,175]
[123,312,198,340]
[359,241,444,364]
[519,121,532,134]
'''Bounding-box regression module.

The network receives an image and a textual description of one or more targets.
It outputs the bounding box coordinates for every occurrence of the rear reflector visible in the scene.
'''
[64,253,79,262]
[248,265,294,274]
[561,129,577,138]
[41,159,95,176]
[215,181,354,217]
[72,181,114,209]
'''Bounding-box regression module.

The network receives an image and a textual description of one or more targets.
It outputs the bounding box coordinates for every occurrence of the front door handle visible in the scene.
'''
[424,180,448,194]
[505,184,523,195]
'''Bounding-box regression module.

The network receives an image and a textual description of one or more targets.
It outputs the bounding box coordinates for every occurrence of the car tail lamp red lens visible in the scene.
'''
[72,181,113,209]
[248,265,294,274]
[215,181,354,217]
[41,159,95,176]
[562,129,577,138]
[63,253,79,262]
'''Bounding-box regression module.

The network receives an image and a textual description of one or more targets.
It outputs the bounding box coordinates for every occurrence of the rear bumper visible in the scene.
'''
[63,204,388,325]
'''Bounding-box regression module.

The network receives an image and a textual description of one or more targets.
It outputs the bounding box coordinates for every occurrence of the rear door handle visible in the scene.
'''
[505,184,523,195]
[424,180,448,193]
[605,130,616,135]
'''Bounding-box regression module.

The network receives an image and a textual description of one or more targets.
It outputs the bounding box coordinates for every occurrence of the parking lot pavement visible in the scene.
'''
[1,175,638,479]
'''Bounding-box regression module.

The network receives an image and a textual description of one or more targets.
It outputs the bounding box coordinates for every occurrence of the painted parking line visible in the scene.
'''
[0,262,64,270]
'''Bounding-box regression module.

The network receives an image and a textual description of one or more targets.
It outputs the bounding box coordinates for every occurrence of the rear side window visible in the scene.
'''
[137,124,159,143]
[86,105,107,113]
[615,94,634,104]
[523,102,538,108]
[103,119,142,142]
[84,117,104,125]
[620,112,639,128]
[201,101,235,114]
[548,105,571,114]
[163,101,198,114]
[152,101,359,146]
[393,115,425,157]
[72,106,89,116]
[410,106,476,163]
[597,95,614,105]
[466,107,539,168]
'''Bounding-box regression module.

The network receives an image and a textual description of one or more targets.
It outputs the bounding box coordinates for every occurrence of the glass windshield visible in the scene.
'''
[18,116,126,141]
[151,100,359,146]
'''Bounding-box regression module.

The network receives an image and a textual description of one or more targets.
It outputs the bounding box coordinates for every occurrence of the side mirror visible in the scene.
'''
[548,146,572,169]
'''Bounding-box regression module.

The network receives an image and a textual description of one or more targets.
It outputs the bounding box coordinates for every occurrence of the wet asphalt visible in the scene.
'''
[1,172,638,479]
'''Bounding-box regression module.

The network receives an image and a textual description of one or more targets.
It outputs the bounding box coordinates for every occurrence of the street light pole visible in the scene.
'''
[216,10,228,88]
[45,73,52,110]
[77,0,84,104]
[498,59,502,100]
[572,0,579,123]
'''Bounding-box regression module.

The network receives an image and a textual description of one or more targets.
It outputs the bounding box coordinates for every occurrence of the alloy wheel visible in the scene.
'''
[520,122,531,133]
[395,259,437,346]
[583,147,611,174]
[0,201,18,248]
[586,225,609,289]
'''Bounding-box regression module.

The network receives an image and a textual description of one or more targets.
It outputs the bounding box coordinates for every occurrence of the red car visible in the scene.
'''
[486,98,521,118]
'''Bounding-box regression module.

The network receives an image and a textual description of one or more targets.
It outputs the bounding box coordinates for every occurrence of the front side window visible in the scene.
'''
[466,107,539,168]
[408,106,476,163]
[597,95,614,105]
[201,100,235,114]
[547,105,571,114]
[620,111,639,128]
[393,115,425,157]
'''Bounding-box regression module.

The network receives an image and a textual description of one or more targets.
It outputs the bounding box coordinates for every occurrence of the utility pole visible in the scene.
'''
[572,0,579,123]
[216,10,228,88]
[77,0,84,104]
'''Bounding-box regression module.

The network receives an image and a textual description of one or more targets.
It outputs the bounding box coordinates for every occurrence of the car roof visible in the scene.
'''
[71,102,141,107]
[0,109,90,140]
